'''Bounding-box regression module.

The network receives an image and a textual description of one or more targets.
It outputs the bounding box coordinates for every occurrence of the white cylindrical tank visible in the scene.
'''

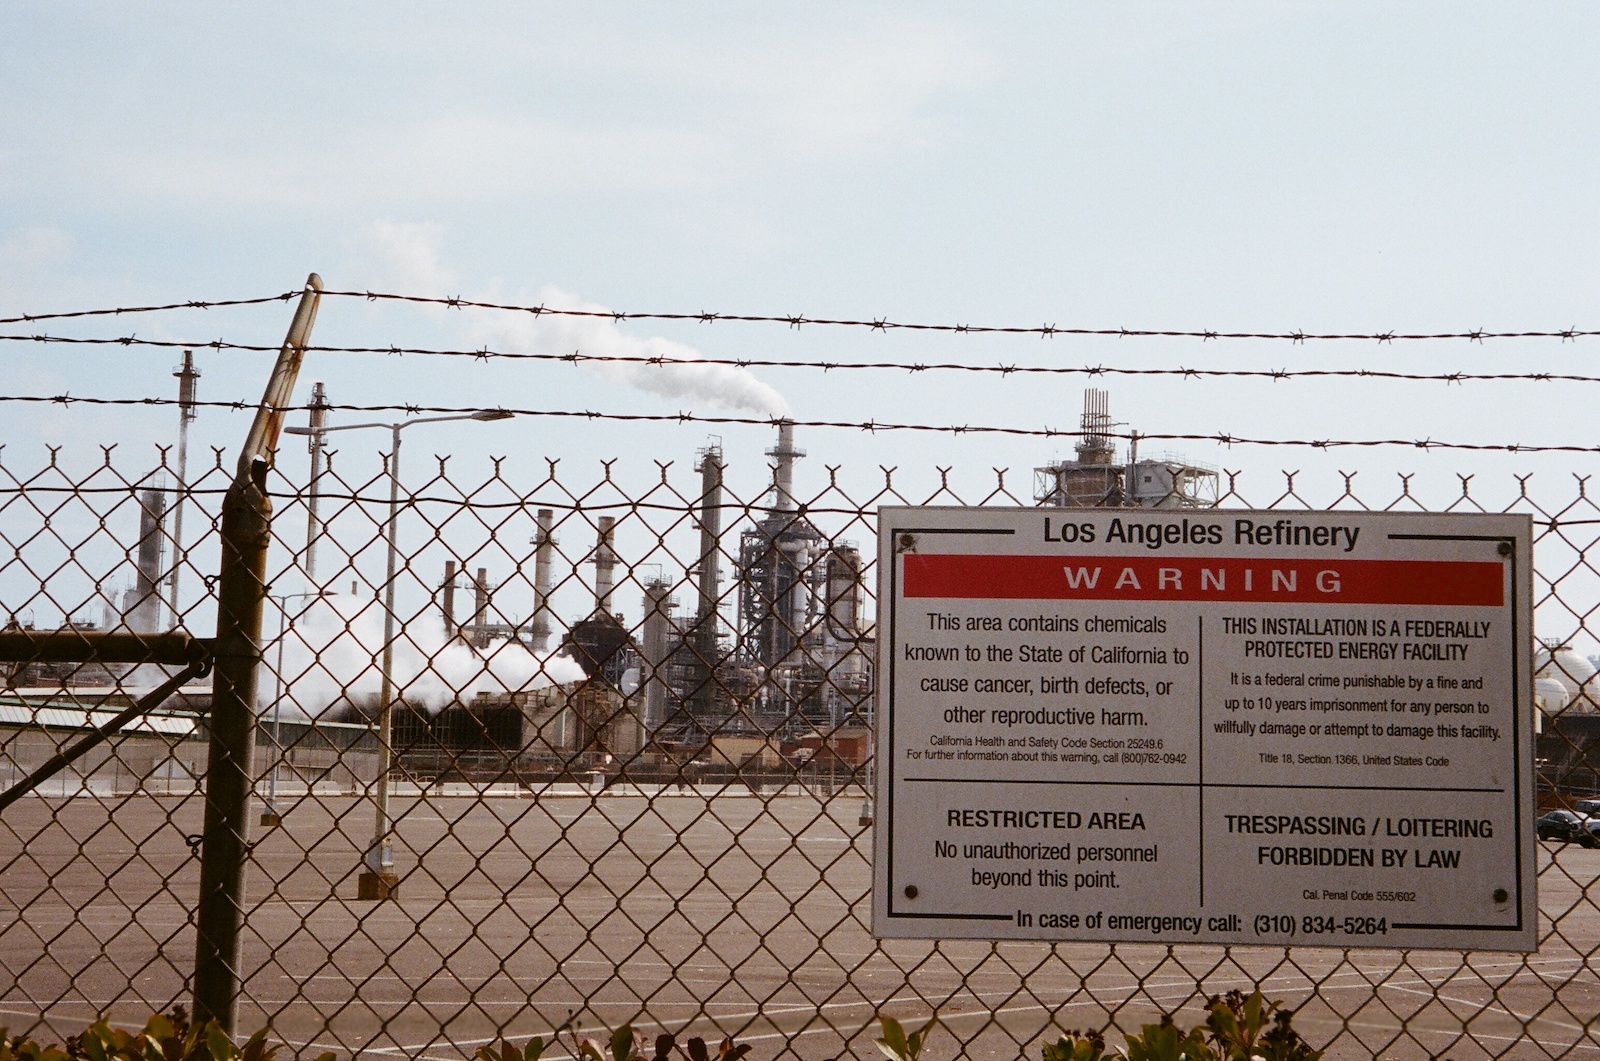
[1535,677,1570,713]
[1534,677,1570,733]
[1534,643,1598,713]
[640,578,675,732]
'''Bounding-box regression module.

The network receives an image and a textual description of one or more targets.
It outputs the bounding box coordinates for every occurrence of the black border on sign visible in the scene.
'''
[881,514,1532,943]
[1386,532,1525,934]
[885,521,1016,922]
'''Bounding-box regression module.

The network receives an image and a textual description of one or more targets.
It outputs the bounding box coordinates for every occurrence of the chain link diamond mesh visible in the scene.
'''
[2,443,1597,1060]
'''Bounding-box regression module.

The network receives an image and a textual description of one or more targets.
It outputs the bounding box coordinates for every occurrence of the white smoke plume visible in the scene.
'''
[480,285,791,417]
[363,221,787,416]
[262,596,586,719]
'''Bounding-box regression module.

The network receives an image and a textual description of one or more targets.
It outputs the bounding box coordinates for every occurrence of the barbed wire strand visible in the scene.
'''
[3,333,1598,385]
[3,287,1592,342]
[0,393,1591,453]
[0,293,299,327]
[321,288,1596,343]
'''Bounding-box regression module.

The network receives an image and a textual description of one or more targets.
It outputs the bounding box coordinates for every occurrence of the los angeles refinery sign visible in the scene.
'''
[872,507,1534,952]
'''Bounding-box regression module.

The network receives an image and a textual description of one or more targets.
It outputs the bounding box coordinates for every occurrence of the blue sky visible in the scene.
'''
[3,3,1597,515]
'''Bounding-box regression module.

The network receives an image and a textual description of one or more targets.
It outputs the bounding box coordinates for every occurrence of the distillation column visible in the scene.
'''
[640,577,675,734]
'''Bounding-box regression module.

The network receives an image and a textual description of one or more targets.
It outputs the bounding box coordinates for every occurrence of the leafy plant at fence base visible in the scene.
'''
[1204,992,1322,1061]
[1040,1029,1111,1061]
[560,1026,746,1061]
[876,1015,938,1061]
[477,1035,545,1061]
[1121,1016,1216,1061]
[2,992,1317,1061]
[2,1008,332,1061]
[680,1035,748,1061]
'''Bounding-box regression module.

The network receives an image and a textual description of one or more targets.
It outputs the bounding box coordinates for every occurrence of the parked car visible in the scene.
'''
[1536,809,1600,847]
[1573,798,1600,817]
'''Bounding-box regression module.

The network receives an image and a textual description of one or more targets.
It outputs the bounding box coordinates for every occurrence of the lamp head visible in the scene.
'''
[472,409,514,422]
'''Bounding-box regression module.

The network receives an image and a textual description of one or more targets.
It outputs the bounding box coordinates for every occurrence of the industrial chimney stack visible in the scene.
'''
[303,381,330,584]
[593,516,617,615]
[442,560,459,639]
[690,444,724,718]
[768,419,803,513]
[472,567,490,647]
[531,508,556,651]
[165,350,200,626]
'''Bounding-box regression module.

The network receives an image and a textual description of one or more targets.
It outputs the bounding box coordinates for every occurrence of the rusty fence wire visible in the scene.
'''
[2,441,1598,1061]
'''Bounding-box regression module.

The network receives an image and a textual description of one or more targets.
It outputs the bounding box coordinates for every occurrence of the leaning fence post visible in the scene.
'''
[192,273,322,1033]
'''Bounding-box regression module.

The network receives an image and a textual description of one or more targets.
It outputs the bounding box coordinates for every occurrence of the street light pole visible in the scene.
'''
[368,421,403,891]
[286,407,512,900]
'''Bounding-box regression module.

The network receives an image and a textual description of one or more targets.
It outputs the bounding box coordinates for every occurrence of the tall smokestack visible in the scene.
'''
[442,560,458,639]
[640,577,675,733]
[594,517,617,615]
[767,420,804,513]
[473,567,490,647]
[127,488,168,632]
[691,445,723,717]
[304,381,330,584]
[531,509,556,651]
[165,350,199,627]
[694,446,723,634]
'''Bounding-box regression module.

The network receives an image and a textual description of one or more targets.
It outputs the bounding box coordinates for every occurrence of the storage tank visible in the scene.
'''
[1534,677,1570,733]
[1533,643,1598,713]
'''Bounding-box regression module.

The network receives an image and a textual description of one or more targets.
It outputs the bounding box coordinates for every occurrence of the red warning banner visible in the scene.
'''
[902,554,1503,607]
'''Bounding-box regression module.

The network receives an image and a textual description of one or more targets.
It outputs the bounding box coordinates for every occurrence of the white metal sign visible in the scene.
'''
[872,508,1534,951]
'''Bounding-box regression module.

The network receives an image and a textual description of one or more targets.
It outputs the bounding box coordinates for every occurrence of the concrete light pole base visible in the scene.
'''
[358,871,399,900]
[259,812,282,828]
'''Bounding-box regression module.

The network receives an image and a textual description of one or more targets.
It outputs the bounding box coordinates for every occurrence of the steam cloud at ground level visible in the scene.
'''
[262,596,586,719]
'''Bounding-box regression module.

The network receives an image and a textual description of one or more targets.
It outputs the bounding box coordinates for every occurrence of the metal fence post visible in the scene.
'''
[192,274,322,1033]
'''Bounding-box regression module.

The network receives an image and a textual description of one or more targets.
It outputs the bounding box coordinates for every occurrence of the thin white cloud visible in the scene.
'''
[3,16,991,208]
[682,18,993,155]
[0,225,71,297]
[0,226,72,269]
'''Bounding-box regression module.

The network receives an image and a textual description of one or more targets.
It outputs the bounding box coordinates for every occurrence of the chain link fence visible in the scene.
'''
[3,437,1599,1060]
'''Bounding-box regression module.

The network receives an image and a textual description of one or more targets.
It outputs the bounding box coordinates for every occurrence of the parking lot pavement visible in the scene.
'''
[3,794,1598,1059]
